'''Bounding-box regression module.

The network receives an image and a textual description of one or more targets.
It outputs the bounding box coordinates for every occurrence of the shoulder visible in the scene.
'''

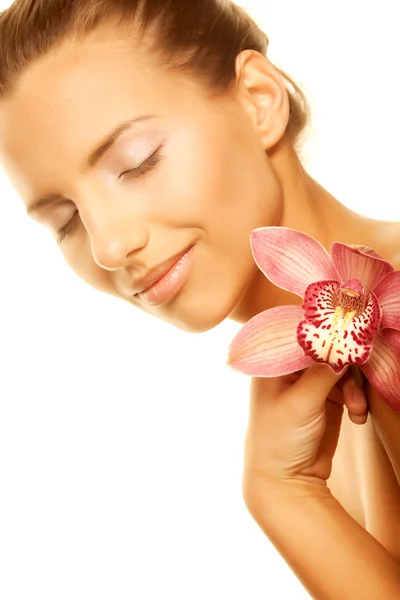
[367,219,400,269]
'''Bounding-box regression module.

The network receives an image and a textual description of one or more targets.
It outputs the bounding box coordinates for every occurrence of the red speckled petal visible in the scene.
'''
[373,270,400,330]
[227,305,314,377]
[301,279,340,325]
[297,282,382,373]
[331,242,393,291]
[361,329,400,411]
[250,227,340,299]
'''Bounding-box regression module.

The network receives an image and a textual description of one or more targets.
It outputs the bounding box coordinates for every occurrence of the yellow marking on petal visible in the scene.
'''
[330,306,357,332]
[333,306,344,326]
[343,310,357,328]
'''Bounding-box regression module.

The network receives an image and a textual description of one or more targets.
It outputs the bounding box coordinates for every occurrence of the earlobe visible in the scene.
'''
[235,49,290,150]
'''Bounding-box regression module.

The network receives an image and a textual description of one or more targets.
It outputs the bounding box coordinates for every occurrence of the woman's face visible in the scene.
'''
[0,25,284,332]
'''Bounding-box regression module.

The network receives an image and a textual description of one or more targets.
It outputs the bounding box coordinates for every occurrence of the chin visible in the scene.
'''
[162,285,246,334]
[128,261,256,333]
[165,304,227,334]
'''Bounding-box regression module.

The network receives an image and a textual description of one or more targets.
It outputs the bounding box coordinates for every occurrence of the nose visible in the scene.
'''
[88,212,149,271]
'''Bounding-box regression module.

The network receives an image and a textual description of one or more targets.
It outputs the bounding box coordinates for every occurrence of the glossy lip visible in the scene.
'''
[132,245,193,296]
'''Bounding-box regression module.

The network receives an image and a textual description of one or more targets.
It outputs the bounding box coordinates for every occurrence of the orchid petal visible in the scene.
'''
[349,245,384,260]
[250,227,340,299]
[331,242,394,291]
[360,329,400,411]
[227,305,314,376]
[372,271,400,331]
[297,281,381,373]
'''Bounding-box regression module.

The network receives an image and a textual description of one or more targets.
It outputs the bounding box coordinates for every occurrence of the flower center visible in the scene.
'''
[297,277,381,373]
[335,278,368,325]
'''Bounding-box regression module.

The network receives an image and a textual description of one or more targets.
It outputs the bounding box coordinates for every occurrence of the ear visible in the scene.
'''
[234,49,290,150]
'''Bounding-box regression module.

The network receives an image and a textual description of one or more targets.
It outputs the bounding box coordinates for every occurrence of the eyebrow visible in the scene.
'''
[26,114,157,216]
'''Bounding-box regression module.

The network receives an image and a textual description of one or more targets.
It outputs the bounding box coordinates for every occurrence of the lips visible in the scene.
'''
[132,246,193,295]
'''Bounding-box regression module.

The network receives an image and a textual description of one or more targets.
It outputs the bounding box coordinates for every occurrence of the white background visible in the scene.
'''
[0,1,399,598]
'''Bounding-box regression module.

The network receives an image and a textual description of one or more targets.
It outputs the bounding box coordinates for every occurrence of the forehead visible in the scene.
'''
[0,26,202,195]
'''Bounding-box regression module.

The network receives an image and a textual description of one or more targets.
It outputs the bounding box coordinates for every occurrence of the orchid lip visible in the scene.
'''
[297,279,381,373]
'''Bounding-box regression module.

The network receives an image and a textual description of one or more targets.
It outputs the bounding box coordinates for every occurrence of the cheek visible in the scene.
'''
[156,148,283,331]
[149,120,282,233]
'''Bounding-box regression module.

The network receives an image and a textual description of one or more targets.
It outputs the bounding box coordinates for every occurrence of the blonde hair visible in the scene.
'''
[0,0,310,148]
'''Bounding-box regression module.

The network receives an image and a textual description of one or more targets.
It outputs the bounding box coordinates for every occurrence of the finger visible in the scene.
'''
[342,378,369,425]
[326,384,345,406]
[318,398,345,466]
[250,369,304,399]
[286,363,346,415]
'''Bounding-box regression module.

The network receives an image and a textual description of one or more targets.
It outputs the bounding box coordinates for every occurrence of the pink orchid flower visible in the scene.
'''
[227,227,400,411]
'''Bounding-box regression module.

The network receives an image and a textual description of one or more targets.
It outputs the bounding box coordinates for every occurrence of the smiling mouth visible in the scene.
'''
[132,246,193,296]
[134,245,195,306]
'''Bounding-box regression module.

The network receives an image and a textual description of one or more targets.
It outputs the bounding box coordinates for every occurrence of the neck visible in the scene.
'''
[229,139,381,324]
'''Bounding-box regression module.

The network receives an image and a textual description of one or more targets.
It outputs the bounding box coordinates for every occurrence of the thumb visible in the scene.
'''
[287,363,346,411]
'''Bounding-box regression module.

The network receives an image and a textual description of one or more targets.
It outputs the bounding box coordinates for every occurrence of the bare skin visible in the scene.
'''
[1,23,400,580]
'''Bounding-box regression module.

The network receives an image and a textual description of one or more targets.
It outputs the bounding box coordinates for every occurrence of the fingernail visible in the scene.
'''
[352,414,368,425]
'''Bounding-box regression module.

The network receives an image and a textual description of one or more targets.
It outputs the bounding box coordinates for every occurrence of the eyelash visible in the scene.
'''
[56,150,164,244]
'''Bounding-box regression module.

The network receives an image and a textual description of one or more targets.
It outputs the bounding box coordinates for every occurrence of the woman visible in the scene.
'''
[0,0,399,597]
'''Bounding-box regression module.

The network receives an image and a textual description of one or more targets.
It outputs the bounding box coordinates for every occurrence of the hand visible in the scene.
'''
[242,365,369,513]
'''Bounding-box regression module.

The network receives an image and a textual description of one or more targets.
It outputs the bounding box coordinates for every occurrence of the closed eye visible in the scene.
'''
[119,149,164,179]
[55,150,164,244]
